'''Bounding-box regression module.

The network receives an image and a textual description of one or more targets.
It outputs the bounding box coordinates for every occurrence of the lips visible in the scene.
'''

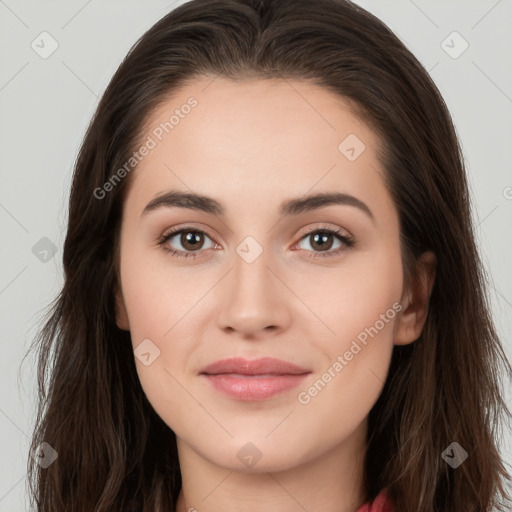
[199,357,311,401]
[199,356,311,376]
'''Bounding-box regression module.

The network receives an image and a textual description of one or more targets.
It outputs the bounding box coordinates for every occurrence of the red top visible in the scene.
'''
[355,489,394,512]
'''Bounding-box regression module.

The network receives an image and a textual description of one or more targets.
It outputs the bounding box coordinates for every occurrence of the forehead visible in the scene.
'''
[141,76,378,155]
[124,76,392,223]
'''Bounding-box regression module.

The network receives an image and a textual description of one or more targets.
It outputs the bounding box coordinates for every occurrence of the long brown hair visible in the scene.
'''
[24,0,512,511]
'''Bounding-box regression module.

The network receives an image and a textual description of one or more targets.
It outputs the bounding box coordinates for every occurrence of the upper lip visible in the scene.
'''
[200,357,311,376]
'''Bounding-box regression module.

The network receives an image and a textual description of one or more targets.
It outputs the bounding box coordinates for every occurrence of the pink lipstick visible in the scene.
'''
[199,357,311,401]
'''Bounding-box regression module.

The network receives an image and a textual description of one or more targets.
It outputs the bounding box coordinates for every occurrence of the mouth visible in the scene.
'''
[201,373,310,401]
[199,357,311,401]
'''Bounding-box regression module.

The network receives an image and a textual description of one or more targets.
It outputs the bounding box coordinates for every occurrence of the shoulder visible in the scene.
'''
[355,488,394,512]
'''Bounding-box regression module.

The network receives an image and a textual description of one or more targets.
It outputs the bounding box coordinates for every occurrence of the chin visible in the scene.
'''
[196,435,310,474]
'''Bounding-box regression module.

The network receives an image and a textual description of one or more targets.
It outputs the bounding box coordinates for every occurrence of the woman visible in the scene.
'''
[25,0,512,511]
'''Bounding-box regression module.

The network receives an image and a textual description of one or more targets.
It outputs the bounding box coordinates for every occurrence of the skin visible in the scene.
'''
[115,76,436,512]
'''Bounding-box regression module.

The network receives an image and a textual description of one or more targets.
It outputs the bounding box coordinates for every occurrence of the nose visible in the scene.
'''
[216,245,292,337]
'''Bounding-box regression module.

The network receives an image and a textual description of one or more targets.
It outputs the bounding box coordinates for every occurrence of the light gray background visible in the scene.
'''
[1,0,511,510]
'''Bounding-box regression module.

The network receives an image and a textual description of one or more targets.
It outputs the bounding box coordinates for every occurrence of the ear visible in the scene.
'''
[395,251,436,346]
[114,283,130,331]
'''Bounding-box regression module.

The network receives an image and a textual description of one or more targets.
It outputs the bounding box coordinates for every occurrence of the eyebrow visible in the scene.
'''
[142,190,375,223]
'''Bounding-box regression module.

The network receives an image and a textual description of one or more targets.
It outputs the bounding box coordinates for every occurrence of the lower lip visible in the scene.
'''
[202,373,310,401]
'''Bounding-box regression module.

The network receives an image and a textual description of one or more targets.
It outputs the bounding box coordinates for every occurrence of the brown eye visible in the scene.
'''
[295,228,354,258]
[309,232,335,252]
[179,231,205,251]
[159,227,216,259]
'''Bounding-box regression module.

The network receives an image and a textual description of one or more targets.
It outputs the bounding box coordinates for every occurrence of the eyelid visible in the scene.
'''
[158,223,217,244]
[158,222,351,243]
[294,223,351,241]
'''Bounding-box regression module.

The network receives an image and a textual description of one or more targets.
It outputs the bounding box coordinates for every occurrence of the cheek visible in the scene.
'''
[295,244,403,405]
[119,252,201,419]
[119,244,199,342]
[298,242,403,347]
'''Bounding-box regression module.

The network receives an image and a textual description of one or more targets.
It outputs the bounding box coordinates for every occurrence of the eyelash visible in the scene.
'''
[158,225,355,260]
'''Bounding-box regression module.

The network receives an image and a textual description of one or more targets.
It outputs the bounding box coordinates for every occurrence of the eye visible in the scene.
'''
[158,226,217,259]
[158,225,355,260]
[294,226,354,258]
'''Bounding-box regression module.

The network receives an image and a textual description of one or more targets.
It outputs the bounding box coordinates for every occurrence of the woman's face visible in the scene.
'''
[115,76,417,472]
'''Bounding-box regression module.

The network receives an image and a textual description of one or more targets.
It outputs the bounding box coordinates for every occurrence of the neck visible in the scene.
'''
[175,418,368,512]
